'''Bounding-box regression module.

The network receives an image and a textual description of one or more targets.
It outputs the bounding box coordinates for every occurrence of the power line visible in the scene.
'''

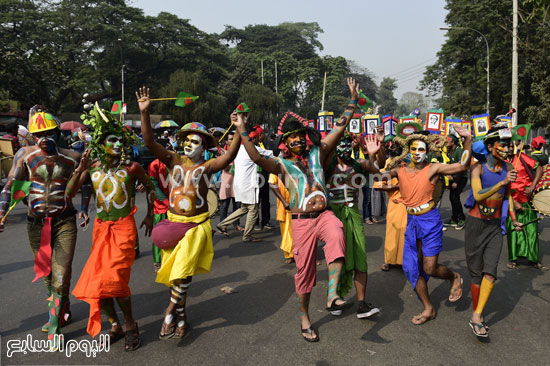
[386,56,438,78]
[395,70,428,83]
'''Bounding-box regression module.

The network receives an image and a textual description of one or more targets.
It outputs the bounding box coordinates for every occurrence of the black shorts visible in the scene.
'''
[464,215,503,284]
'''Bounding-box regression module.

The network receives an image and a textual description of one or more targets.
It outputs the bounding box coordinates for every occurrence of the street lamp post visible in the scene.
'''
[440,26,490,116]
[118,38,125,123]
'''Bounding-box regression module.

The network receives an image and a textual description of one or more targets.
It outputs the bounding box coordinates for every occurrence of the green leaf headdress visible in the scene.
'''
[81,102,137,164]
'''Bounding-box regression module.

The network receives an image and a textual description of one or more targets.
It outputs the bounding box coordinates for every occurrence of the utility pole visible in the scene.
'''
[118,37,125,123]
[261,60,264,85]
[275,61,278,95]
[512,0,519,126]
[321,71,327,111]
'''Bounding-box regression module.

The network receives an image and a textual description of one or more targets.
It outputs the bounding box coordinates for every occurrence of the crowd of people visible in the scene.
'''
[0,79,547,350]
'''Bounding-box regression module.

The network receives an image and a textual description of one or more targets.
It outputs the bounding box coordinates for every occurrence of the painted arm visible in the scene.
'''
[271,186,290,210]
[320,78,359,163]
[131,162,155,237]
[507,187,523,231]
[470,163,516,202]
[234,113,281,175]
[66,149,92,199]
[207,113,242,174]
[0,148,27,231]
[431,125,473,177]
[136,87,174,166]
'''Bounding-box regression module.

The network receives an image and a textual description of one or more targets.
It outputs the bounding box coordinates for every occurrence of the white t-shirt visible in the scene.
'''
[233,145,273,204]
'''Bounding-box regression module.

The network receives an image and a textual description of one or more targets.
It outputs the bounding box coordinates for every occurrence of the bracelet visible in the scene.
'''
[349,99,358,105]
[242,132,249,137]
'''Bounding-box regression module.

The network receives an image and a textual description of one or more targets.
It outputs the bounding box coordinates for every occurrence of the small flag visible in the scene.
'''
[10,180,31,207]
[357,90,372,112]
[235,102,250,113]
[512,124,531,141]
[175,92,199,108]
[111,101,123,114]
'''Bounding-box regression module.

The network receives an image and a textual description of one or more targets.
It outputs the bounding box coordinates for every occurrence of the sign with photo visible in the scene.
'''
[461,121,472,134]
[347,113,364,134]
[426,109,444,133]
[362,114,380,135]
[445,119,463,137]
[382,115,397,140]
[318,111,334,132]
[472,113,490,136]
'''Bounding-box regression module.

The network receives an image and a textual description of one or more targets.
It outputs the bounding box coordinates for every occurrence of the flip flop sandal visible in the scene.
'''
[381,264,390,271]
[301,327,319,342]
[469,320,489,338]
[100,327,125,347]
[326,297,351,313]
[507,262,518,269]
[125,323,141,351]
[216,225,230,237]
[536,263,549,271]
[159,319,176,340]
[449,277,464,302]
[411,313,436,325]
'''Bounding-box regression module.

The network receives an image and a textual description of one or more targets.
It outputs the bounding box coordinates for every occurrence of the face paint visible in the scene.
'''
[492,139,510,161]
[336,140,352,160]
[183,133,204,160]
[104,134,123,156]
[286,133,306,156]
[33,130,58,154]
[410,140,427,165]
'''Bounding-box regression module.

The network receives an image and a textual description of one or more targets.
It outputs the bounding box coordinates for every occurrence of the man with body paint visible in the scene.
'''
[325,132,385,319]
[235,78,359,342]
[0,105,89,348]
[463,126,521,337]
[68,103,154,351]
[385,126,472,325]
[137,87,242,340]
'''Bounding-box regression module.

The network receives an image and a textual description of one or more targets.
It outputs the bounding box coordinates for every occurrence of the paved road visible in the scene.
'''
[1,191,548,366]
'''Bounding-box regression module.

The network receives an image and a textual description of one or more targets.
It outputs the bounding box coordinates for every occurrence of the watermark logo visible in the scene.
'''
[6,334,110,358]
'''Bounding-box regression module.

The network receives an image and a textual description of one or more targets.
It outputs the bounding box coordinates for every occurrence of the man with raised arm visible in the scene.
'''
[0,106,89,349]
[384,126,472,325]
[137,87,241,340]
[234,78,359,342]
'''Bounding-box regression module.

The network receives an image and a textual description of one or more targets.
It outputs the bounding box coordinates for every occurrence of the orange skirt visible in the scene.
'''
[72,208,137,337]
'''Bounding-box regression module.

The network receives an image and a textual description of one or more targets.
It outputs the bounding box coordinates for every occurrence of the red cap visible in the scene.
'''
[532,136,546,149]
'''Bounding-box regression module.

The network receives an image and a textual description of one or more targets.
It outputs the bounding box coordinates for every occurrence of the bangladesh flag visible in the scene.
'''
[357,90,372,112]
[512,124,531,141]
[175,92,199,108]
[10,180,31,207]
[111,101,122,114]
[235,102,250,113]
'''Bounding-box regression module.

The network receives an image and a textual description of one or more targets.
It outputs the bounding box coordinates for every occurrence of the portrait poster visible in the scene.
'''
[445,120,462,137]
[399,115,416,124]
[461,121,472,134]
[472,114,490,136]
[362,115,380,135]
[426,110,444,133]
[347,113,363,134]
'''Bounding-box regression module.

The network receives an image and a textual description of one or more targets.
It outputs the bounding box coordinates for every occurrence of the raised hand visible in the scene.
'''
[79,148,92,170]
[234,112,248,130]
[364,134,381,156]
[453,125,471,139]
[136,86,151,113]
[347,77,359,100]
[375,126,385,143]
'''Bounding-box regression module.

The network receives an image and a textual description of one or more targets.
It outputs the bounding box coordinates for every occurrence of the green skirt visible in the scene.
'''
[506,201,539,263]
[329,202,367,298]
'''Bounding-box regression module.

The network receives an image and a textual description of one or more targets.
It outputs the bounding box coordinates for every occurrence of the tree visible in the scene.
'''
[396,92,429,116]
[377,78,399,115]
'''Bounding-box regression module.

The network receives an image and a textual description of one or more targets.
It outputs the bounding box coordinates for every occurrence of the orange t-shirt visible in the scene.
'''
[397,164,435,208]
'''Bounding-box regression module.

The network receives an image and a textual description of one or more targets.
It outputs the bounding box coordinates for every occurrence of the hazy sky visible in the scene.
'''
[132,0,448,100]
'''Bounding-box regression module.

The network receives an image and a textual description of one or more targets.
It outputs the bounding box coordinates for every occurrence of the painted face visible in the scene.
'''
[33,130,58,154]
[104,134,123,156]
[410,140,427,164]
[285,132,307,156]
[183,133,204,159]
[492,139,510,161]
[336,139,352,160]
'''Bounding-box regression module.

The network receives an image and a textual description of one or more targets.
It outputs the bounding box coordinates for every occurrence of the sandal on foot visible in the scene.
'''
[536,263,549,271]
[449,276,463,302]
[235,225,245,232]
[411,313,436,325]
[469,320,489,338]
[159,319,176,340]
[326,297,351,314]
[507,262,518,269]
[301,327,319,342]
[100,327,124,347]
[216,225,229,237]
[381,263,390,271]
[124,323,141,351]
[173,323,189,339]
[285,258,295,264]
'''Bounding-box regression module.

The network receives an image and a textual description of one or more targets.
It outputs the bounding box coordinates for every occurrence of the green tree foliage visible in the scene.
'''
[420,0,550,126]
[396,92,429,117]
[377,78,399,115]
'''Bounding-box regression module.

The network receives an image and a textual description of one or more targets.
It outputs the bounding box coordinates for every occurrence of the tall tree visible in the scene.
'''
[377,77,399,115]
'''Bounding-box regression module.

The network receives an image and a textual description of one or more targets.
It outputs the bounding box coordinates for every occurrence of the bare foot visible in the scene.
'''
[411,310,436,325]
[449,272,463,302]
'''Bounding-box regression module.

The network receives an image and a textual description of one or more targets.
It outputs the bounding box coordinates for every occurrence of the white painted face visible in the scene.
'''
[183,133,204,160]
[410,140,427,164]
[104,134,123,156]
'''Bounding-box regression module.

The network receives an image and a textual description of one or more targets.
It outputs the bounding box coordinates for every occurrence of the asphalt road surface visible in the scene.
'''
[1,191,548,366]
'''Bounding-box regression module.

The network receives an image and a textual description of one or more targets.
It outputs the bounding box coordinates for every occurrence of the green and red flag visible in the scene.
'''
[512,124,531,141]
[235,102,250,113]
[357,90,372,112]
[174,92,199,108]
[10,180,31,207]
[110,101,126,115]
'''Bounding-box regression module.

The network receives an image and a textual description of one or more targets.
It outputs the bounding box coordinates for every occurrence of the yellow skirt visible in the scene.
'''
[155,211,213,287]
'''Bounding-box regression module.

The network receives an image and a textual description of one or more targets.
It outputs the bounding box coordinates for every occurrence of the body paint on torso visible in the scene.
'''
[90,164,134,221]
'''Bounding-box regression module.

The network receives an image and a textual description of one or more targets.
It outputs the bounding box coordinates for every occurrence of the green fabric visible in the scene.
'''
[152,212,167,263]
[329,202,367,298]
[507,201,539,262]
[10,180,31,207]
